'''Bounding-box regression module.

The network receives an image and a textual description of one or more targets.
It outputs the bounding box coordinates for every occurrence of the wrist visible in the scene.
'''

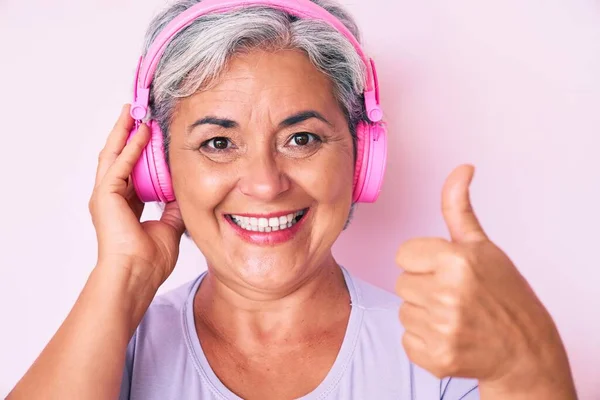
[479,376,577,400]
[96,255,163,291]
[480,330,577,400]
[92,259,161,332]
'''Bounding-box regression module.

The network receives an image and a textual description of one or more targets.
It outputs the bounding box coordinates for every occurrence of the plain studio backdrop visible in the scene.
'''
[1,0,599,398]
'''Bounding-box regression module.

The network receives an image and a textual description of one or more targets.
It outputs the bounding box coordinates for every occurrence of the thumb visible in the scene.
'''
[441,164,488,243]
[161,200,187,238]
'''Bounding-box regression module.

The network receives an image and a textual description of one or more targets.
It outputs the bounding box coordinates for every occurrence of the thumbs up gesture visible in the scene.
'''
[395,165,577,399]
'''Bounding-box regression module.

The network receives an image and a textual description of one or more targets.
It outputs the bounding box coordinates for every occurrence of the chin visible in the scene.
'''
[230,255,316,292]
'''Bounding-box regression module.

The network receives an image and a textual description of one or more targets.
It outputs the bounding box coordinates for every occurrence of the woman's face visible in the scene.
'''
[168,48,355,295]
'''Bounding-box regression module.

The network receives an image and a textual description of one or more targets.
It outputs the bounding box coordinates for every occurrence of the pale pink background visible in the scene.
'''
[0,0,598,398]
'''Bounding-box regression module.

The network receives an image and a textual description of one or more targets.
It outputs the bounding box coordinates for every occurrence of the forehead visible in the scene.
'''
[175,49,342,123]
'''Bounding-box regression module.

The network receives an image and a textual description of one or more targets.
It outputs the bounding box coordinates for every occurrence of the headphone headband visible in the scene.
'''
[130,0,383,123]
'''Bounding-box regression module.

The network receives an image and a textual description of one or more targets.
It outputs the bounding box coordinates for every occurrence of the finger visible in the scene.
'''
[161,201,186,237]
[145,201,186,257]
[100,123,150,196]
[94,104,136,189]
[441,164,488,243]
[125,177,145,220]
[395,271,436,307]
[402,331,433,371]
[399,302,433,340]
[395,237,454,274]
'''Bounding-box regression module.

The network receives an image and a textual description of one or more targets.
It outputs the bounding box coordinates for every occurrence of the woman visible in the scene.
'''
[8,0,577,399]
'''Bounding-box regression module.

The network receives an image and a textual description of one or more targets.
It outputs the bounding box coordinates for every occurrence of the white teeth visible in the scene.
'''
[229,209,306,232]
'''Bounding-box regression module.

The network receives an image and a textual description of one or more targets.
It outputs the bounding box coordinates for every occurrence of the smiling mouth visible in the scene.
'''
[225,208,308,232]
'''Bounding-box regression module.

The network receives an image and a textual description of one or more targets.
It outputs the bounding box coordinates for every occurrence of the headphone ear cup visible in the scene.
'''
[352,121,388,203]
[352,121,370,202]
[128,120,175,203]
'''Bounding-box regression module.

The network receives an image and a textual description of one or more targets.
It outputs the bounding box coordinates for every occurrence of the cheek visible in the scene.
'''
[170,152,238,214]
[170,158,240,251]
[290,143,355,204]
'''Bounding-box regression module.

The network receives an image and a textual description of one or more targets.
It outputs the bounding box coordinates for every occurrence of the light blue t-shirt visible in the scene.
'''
[119,267,480,399]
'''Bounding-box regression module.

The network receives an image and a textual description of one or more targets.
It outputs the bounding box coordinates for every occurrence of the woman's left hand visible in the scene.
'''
[394,164,577,399]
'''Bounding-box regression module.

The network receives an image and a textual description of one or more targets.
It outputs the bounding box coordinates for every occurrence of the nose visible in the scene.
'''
[238,152,291,201]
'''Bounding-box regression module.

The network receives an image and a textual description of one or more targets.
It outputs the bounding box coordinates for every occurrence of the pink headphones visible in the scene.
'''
[128,0,388,204]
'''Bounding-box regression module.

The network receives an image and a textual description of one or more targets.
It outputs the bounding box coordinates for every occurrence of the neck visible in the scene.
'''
[194,257,350,348]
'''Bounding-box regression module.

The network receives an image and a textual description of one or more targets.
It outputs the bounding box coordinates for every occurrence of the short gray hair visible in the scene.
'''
[140,0,368,163]
[142,0,365,229]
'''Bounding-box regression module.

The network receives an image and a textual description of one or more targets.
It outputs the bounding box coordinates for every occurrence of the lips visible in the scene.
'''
[224,208,310,246]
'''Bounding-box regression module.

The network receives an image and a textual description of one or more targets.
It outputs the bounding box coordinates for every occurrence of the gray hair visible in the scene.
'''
[142,0,365,229]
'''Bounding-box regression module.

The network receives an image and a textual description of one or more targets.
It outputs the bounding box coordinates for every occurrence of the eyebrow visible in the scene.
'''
[279,110,332,128]
[187,116,238,133]
[186,110,332,135]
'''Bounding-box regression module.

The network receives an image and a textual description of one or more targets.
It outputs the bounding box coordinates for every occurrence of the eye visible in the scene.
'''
[288,132,320,147]
[202,137,231,150]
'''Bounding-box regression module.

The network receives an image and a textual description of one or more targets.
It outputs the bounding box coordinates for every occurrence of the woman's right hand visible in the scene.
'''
[89,104,186,288]
[7,105,187,400]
